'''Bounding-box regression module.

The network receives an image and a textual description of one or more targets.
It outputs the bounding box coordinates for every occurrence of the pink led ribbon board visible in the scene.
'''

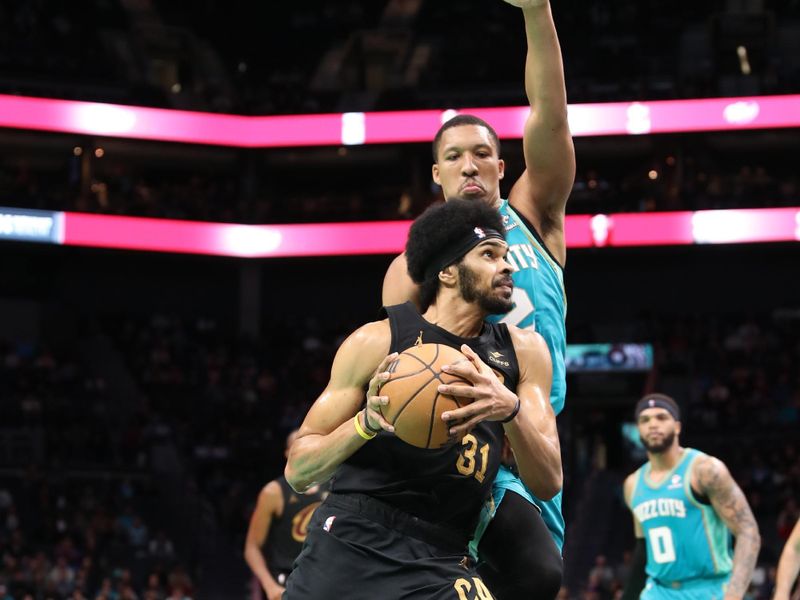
[0,94,797,146]
[1,207,797,257]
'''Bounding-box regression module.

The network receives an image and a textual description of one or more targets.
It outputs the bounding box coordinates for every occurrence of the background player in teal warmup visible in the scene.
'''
[622,394,760,600]
[382,0,574,597]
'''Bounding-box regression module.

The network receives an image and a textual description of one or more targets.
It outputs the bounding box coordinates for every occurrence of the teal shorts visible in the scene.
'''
[469,465,565,560]
[641,575,730,600]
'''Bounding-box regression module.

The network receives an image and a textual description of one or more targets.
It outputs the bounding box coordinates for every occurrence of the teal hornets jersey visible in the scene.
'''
[484,200,567,550]
[630,448,733,584]
[487,200,567,415]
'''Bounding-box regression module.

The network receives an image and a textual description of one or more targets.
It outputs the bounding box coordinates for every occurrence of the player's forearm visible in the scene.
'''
[725,525,761,599]
[522,3,569,123]
[503,402,562,499]
[244,545,281,593]
[774,544,800,599]
[285,417,369,493]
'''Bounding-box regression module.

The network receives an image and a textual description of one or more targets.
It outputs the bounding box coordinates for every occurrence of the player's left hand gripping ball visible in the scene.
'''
[365,353,398,433]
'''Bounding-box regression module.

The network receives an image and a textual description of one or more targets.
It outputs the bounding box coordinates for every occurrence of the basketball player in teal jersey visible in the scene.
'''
[622,394,760,600]
[382,0,574,597]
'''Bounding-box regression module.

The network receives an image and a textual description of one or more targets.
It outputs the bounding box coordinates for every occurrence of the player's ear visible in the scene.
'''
[497,158,505,180]
[432,163,441,185]
[675,420,682,436]
[438,264,457,287]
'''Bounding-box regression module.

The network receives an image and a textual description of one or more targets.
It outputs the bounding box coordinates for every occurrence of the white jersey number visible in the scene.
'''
[648,526,677,564]
[499,288,535,330]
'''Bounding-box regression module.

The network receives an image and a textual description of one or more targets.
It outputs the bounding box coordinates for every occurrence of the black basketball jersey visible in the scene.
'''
[264,477,326,578]
[331,302,520,537]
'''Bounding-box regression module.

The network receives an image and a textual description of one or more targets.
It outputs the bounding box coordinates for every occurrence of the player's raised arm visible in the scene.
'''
[285,321,395,493]
[774,517,800,600]
[693,455,761,600]
[505,0,575,265]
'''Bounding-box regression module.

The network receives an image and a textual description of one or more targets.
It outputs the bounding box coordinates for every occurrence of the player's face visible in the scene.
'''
[433,125,505,205]
[637,408,680,454]
[457,240,514,314]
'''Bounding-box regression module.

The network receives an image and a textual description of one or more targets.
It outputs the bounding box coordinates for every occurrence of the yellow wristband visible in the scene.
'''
[354,413,377,440]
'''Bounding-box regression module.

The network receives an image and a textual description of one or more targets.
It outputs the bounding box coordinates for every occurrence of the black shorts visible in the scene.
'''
[284,493,495,600]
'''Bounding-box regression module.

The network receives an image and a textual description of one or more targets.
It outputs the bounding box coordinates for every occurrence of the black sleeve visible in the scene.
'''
[620,538,647,600]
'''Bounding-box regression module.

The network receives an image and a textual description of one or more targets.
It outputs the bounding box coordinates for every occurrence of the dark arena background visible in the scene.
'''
[0,1,799,598]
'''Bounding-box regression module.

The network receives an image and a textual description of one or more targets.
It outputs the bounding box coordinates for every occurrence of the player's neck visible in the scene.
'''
[648,444,684,475]
[423,298,485,338]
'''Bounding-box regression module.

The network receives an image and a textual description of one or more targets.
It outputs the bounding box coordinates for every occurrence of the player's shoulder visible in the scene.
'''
[507,325,549,358]
[338,320,392,362]
[261,479,282,497]
[691,451,732,490]
[257,479,285,510]
[623,471,639,500]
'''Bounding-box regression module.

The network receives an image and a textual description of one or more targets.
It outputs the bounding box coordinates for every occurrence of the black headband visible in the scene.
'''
[423,227,504,280]
[635,394,680,421]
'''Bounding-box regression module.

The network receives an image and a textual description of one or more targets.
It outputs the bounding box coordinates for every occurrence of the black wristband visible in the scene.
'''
[500,396,521,424]
[362,408,381,434]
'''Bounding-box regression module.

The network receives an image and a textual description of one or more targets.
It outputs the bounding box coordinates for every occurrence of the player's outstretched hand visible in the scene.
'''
[437,344,519,438]
[364,352,398,434]
[501,0,548,8]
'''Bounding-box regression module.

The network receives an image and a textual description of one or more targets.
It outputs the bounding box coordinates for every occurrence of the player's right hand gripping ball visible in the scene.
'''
[379,344,473,449]
[501,0,548,8]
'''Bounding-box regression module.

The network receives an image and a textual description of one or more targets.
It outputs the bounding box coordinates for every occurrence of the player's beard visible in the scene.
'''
[457,263,513,315]
[640,430,676,454]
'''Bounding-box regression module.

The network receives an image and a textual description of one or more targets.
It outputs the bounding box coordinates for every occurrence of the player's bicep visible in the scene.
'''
[514,329,553,418]
[696,457,757,537]
[514,377,558,446]
[246,482,282,545]
[632,515,644,538]
[298,323,390,438]
[623,475,644,538]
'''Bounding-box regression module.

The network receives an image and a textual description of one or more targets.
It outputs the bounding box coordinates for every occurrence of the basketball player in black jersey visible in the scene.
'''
[244,430,326,600]
[283,199,560,600]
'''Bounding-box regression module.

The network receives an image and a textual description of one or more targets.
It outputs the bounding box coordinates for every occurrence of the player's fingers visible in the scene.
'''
[440,400,485,424]
[367,353,397,394]
[446,414,484,439]
[367,407,395,433]
[437,383,480,399]
[459,344,490,371]
[441,360,482,382]
[376,352,399,375]
[366,393,389,411]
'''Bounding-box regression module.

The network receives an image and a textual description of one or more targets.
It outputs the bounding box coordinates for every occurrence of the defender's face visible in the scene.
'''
[458,239,514,314]
[433,125,504,204]
[637,408,680,453]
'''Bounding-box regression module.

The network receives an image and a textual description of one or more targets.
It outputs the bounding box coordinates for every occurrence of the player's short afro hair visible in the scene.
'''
[405,198,506,309]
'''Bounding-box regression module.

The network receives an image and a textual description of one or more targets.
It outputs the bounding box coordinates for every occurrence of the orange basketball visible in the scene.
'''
[378,343,474,449]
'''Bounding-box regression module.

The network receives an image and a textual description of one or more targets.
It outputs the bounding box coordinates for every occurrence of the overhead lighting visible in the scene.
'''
[737,45,752,76]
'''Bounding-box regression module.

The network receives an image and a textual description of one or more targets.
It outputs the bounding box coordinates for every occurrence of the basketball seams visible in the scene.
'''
[385,374,437,425]
[426,391,440,449]
[378,343,473,448]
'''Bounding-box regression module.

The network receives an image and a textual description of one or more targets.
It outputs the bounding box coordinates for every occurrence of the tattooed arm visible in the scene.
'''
[692,455,761,600]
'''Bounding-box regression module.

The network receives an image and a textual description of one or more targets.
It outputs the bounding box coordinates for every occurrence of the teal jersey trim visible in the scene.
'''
[483,200,567,550]
[486,200,566,415]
